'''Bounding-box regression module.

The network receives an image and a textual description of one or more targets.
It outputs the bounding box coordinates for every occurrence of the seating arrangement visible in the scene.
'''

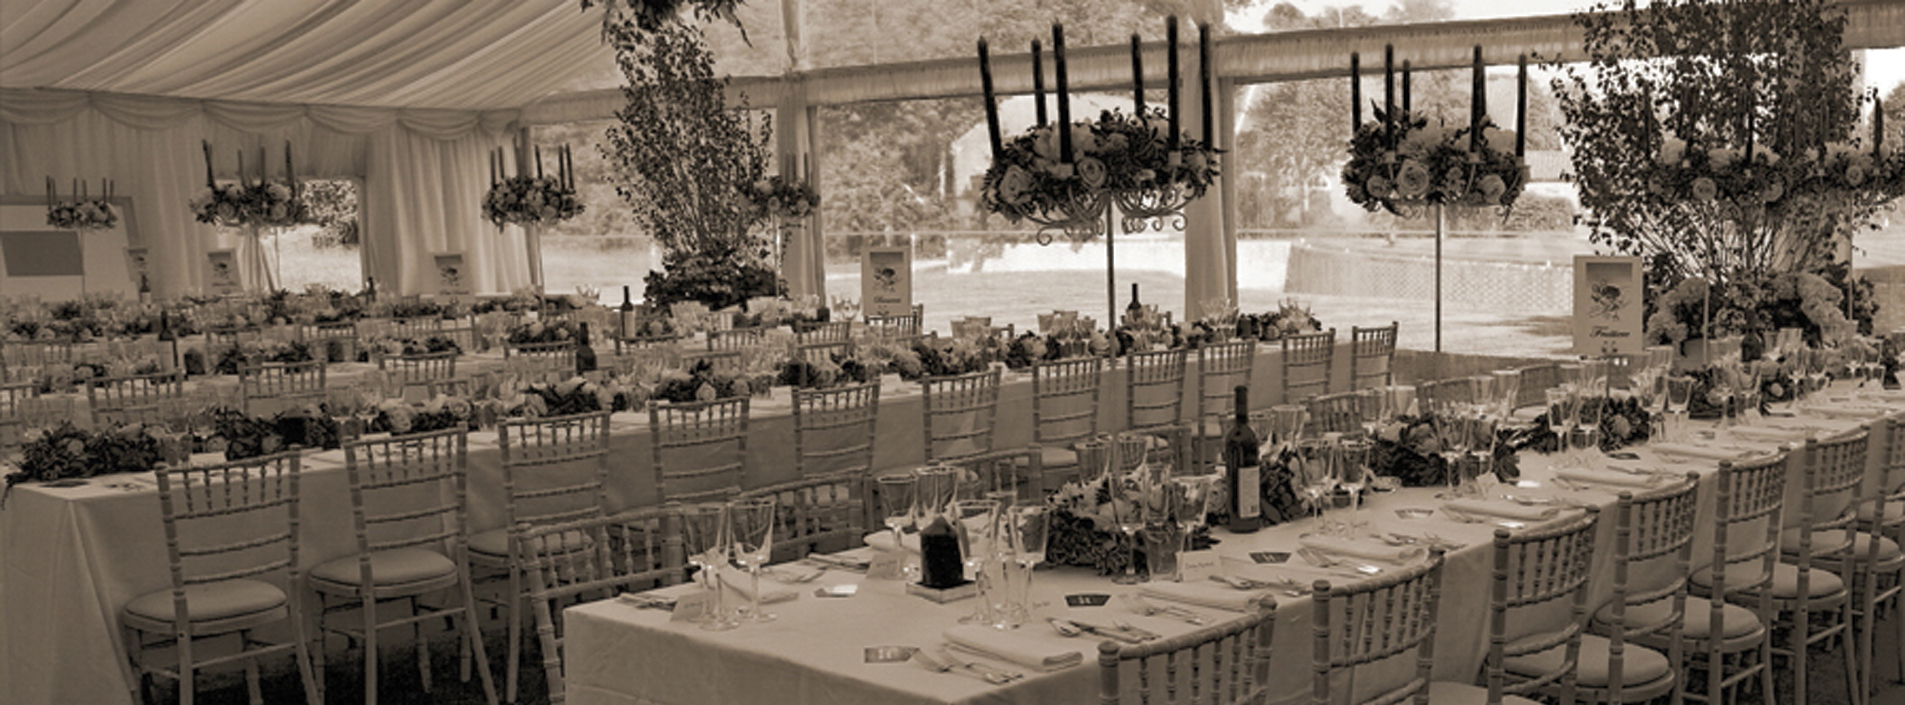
[1590,474,1703,705]
[921,369,1002,463]
[87,369,186,427]
[866,303,925,341]
[380,350,459,398]
[650,397,751,503]
[120,450,322,705]
[312,428,498,705]
[504,340,577,378]
[706,326,767,352]
[1347,321,1398,391]
[1192,341,1256,471]
[1684,452,1787,705]
[521,508,684,705]
[238,360,327,415]
[1096,600,1276,705]
[1279,328,1335,404]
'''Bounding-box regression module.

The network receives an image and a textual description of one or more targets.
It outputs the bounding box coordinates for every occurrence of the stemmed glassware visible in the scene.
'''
[1297,438,1337,523]
[727,498,778,623]
[1171,474,1218,555]
[1107,457,1151,585]
[1664,375,1695,442]
[914,465,959,525]
[1335,439,1372,532]
[1492,370,1522,418]
[682,503,737,631]
[876,474,920,580]
[1574,387,1604,461]
[951,499,1004,625]
[1004,504,1050,624]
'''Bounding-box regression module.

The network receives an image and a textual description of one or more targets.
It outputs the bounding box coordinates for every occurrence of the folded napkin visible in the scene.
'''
[1556,467,1663,489]
[942,624,1083,672]
[1441,498,1559,522]
[1137,581,1272,613]
[1727,426,1811,443]
[720,568,798,604]
[863,531,921,554]
[1806,405,1889,419]
[1648,442,1769,461]
[1297,535,1426,564]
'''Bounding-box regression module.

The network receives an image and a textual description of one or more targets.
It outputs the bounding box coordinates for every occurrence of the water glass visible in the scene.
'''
[682,503,737,630]
[951,499,1004,625]
[1296,438,1338,522]
[1492,370,1521,417]
[1005,505,1050,623]
[1336,439,1372,532]
[1664,376,1695,441]
[914,465,959,523]
[727,498,778,623]
[876,474,918,579]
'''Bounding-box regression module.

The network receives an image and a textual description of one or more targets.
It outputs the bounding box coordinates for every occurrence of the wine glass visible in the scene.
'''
[1076,434,1113,484]
[1171,474,1218,554]
[950,499,1003,625]
[1296,438,1338,523]
[727,498,777,623]
[1336,439,1372,532]
[681,503,736,630]
[1356,388,1386,439]
[1112,431,1150,475]
[1664,375,1695,442]
[1575,388,1605,461]
[914,465,958,525]
[1492,370,1521,419]
[1005,504,1049,625]
[1270,405,1309,448]
[876,474,919,579]
[1107,463,1150,585]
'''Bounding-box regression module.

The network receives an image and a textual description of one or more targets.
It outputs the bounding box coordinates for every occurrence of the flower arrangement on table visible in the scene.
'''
[1645,264,1870,354]
[367,335,462,358]
[1369,414,1522,487]
[506,319,579,346]
[775,352,875,390]
[877,337,992,381]
[29,357,165,393]
[1000,332,1070,370]
[650,360,748,404]
[1043,470,1213,576]
[2,294,196,343]
[204,406,341,460]
[748,175,819,220]
[1501,396,1658,455]
[212,339,316,376]
[7,422,162,488]
[1238,300,1324,341]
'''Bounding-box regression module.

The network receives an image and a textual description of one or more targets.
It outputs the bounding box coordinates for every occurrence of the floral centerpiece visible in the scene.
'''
[980,108,1219,235]
[775,352,874,390]
[1502,396,1658,454]
[506,319,579,346]
[1343,110,1526,215]
[1645,264,1872,354]
[213,339,316,375]
[748,175,819,219]
[7,422,161,487]
[651,360,746,403]
[192,181,304,228]
[1043,469,1212,575]
[46,198,120,230]
[1239,300,1324,342]
[368,335,461,358]
[1369,414,1522,487]
[483,175,583,228]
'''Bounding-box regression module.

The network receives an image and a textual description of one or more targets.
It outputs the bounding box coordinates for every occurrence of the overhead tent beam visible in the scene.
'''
[521,0,1905,124]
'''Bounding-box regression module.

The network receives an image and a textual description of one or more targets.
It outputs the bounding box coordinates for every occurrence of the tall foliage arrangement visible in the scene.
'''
[598,7,782,309]
[1552,0,1901,288]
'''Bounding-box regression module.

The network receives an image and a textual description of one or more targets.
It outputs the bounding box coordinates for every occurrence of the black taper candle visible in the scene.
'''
[1383,44,1395,148]
[1131,35,1146,118]
[1470,45,1484,154]
[978,38,1003,160]
[1054,24,1073,164]
[1032,40,1047,127]
[1199,22,1213,144]
[1875,97,1885,156]
[1167,16,1181,152]
[1515,54,1528,157]
[1402,60,1411,115]
[1350,53,1361,134]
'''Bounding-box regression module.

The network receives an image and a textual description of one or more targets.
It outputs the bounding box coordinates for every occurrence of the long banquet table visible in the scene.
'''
[559,387,1905,705]
[0,341,1355,705]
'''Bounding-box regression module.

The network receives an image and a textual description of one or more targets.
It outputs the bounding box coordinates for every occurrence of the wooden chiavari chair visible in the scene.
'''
[1683,452,1787,705]
[921,369,1001,463]
[1125,349,1191,470]
[505,340,577,380]
[521,508,683,705]
[866,303,924,341]
[380,350,459,398]
[649,397,750,504]
[707,326,767,352]
[1097,600,1276,705]
[1348,321,1398,391]
[0,380,37,453]
[1280,328,1335,404]
[1310,550,1486,705]
[1853,414,1905,696]
[1766,431,1869,705]
[311,428,497,705]
[1305,391,1365,436]
[120,450,321,705]
[738,473,866,562]
[87,370,186,428]
[791,381,879,480]
[1590,475,1703,705]
[1029,357,1105,488]
[238,361,326,415]
[1515,363,1562,412]
[794,320,851,345]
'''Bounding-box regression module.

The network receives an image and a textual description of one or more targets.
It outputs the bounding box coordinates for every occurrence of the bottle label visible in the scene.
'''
[1236,465,1261,519]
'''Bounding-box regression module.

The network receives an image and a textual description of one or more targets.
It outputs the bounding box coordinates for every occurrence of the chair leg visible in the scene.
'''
[312,595,328,703]
[506,569,522,704]
[415,596,432,693]
[363,593,379,705]
[122,624,145,705]
[243,633,263,705]
[1861,575,1877,700]
[462,574,501,705]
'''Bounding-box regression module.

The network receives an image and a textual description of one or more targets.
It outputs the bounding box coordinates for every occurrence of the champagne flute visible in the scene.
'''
[1336,439,1372,533]
[1005,505,1050,625]
[914,465,958,525]
[876,474,919,579]
[727,498,778,623]
[1172,474,1218,555]
[682,503,737,631]
[951,499,1003,624]
[1107,464,1150,585]
[1298,438,1338,522]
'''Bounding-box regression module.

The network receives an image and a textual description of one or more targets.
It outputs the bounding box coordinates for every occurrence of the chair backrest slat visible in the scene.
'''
[650,397,750,503]
[738,472,867,560]
[1099,601,1277,705]
[793,381,879,478]
[1281,329,1336,403]
[922,369,1001,462]
[239,361,327,415]
[1348,322,1398,391]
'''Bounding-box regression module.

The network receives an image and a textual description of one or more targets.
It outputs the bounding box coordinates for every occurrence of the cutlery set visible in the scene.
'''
[1120,594,1209,624]
[912,647,1020,685]
[1046,617,1159,643]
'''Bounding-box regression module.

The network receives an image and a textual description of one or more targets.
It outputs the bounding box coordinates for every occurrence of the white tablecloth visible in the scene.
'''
[559,387,1905,705]
[0,341,1352,705]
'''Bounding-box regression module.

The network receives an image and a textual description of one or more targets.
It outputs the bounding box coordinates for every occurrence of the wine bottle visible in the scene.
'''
[157,310,179,371]
[575,322,598,375]
[1225,385,1264,532]
[619,285,637,341]
[918,514,965,588]
[1125,283,1143,325]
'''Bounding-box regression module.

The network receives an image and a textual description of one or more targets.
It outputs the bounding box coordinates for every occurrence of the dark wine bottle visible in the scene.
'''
[1225,385,1264,533]
[157,310,179,372]
[619,285,637,341]
[918,514,965,588]
[1125,282,1142,324]
[575,322,598,375]
[365,276,377,303]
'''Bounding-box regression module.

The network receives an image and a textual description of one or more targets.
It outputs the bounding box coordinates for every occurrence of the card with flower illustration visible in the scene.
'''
[1574,255,1643,356]
[861,248,912,318]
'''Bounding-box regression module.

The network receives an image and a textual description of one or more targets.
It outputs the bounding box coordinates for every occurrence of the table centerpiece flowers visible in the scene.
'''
[1369,414,1522,487]
[45,180,120,230]
[212,339,316,375]
[1043,468,1212,575]
[1342,111,1526,214]
[8,422,161,485]
[747,175,819,220]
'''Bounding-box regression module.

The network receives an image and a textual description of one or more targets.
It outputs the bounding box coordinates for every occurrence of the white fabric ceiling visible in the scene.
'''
[1,0,610,111]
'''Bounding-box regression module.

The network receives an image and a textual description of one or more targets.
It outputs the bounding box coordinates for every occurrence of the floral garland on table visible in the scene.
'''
[747,176,819,219]
[1505,396,1658,454]
[192,181,305,228]
[1001,333,1068,370]
[882,338,992,381]
[980,108,1220,227]
[212,339,316,375]
[506,319,580,346]
[361,396,475,435]
[1238,300,1324,342]
[29,358,164,393]
[1043,471,1214,575]
[651,361,747,404]
[1343,111,1527,215]
[206,406,341,460]
[775,353,875,390]
[368,335,462,358]
[46,199,120,230]
[1369,415,1522,488]
[483,176,583,228]
[7,423,162,489]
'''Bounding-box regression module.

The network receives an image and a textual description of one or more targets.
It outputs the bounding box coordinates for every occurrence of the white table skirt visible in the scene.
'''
[0,341,1350,705]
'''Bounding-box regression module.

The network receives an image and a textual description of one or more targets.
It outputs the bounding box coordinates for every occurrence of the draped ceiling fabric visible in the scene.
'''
[0,0,609,296]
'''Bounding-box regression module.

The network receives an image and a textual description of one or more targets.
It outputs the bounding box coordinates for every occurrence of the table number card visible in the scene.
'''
[206,249,239,294]
[1249,551,1290,564]
[1065,594,1111,607]
[1177,549,1221,582]
[668,592,713,622]
[866,552,906,580]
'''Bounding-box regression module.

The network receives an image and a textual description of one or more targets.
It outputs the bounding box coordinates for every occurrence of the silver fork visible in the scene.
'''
[913,649,1006,684]
[1124,594,1210,625]
[1298,547,1383,575]
[942,644,1024,681]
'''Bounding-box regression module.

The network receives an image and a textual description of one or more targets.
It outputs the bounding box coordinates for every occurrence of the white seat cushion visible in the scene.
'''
[1691,561,1845,599]
[309,547,456,588]
[124,579,286,625]
[1779,529,1900,562]
[1503,633,1672,689]
[1030,444,1078,469]
[1856,501,1905,524]
[1595,595,1761,641]
[1425,681,1544,705]
[469,526,593,558]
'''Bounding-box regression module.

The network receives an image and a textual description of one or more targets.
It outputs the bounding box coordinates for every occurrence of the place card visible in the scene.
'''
[815,584,859,598]
[1395,508,1435,520]
[668,592,712,622]
[866,552,906,580]
[1065,593,1111,607]
[1177,549,1221,581]
[865,646,919,663]
[1249,552,1290,564]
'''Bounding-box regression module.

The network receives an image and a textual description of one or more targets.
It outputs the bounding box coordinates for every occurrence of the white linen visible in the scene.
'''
[942,624,1083,672]
[1556,467,1665,489]
[719,568,798,605]
[1441,498,1559,522]
[1138,581,1275,612]
[864,531,921,554]
[1297,535,1426,564]
[1648,442,1775,461]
